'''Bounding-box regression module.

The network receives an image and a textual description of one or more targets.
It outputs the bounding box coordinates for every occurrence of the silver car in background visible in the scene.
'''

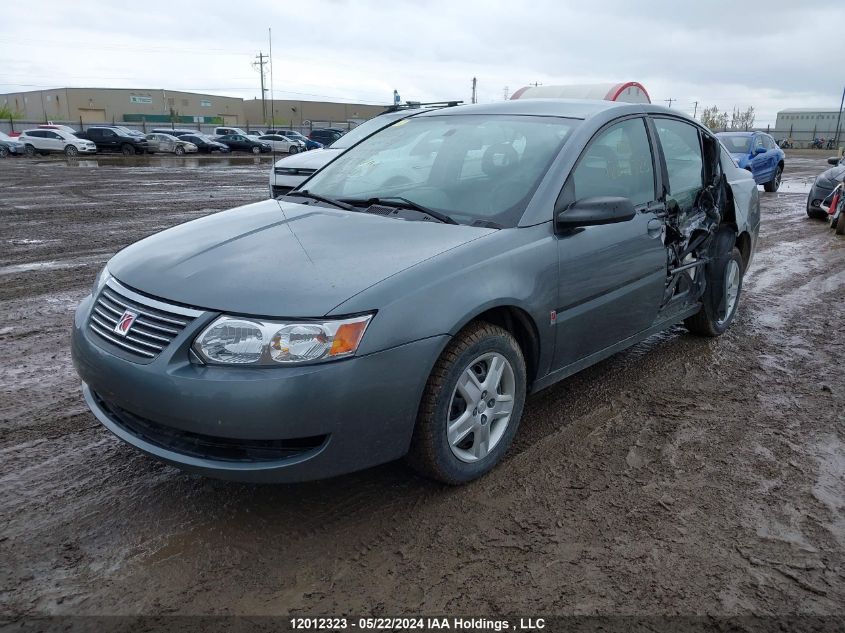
[145,133,198,155]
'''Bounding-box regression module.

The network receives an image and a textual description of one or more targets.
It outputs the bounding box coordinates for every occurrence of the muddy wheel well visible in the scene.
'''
[472,306,540,387]
[736,231,752,270]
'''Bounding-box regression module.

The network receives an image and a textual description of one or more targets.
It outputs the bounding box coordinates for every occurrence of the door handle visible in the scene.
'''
[647,218,663,238]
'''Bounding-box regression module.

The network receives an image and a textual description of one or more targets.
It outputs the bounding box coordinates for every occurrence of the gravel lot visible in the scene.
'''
[0,152,843,620]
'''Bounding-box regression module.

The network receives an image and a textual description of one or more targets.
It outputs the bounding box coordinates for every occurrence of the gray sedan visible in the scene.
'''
[72,99,759,484]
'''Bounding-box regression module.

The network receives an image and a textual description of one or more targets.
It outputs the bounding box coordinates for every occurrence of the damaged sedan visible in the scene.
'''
[71,99,759,485]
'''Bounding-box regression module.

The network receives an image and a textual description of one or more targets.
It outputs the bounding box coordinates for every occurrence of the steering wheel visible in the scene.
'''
[481,143,519,177]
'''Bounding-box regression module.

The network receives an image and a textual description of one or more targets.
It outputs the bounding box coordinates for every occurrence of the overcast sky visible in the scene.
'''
[1,0,842,126]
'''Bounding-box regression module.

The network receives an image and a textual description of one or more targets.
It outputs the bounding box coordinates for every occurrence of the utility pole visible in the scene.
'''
[664,98,675,108]
[503,86,510,101]
[692,100,699,119]
[253,52,268,125]
[530,81,542,87]
[835,84,845,149]
[471,77,477,104]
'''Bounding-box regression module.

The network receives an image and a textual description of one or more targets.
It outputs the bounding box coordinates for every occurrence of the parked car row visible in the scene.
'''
[1,122,337,157]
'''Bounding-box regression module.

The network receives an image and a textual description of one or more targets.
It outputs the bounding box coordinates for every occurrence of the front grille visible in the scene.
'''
[273,167,316,176]
[93,391,327,463]
[88,280,202,361]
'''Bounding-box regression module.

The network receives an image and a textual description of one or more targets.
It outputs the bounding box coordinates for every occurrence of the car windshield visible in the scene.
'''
[719,135,752,154]
[330,116,404,149]
[304,114,577,228]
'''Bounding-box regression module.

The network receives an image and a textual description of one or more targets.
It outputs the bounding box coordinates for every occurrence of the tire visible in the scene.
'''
[251,146,260,155]
[64,145,78,157]
[121,144,135,156]
[0,146,8,158]
[406,321,527,484]
[289,146,299,154]
[24,144,36,157]
[763,164,782,192]
[174,145,185,156]
[836,212,845,236]
[685,244,744,337]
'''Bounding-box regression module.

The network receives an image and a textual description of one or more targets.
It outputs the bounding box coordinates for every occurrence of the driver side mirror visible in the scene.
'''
[754,146,767,155]
[556,196,637,230]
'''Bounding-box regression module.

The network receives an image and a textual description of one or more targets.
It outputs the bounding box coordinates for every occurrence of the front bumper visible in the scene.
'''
[808,182,835,212]
[79,146,97,154]
[71,292,446,482]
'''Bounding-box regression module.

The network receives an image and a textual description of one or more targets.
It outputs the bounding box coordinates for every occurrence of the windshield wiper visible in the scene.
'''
[345,196,459,225]
[285,190,355,211]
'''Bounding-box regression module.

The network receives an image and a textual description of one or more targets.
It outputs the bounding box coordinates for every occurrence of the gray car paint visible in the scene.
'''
[73,98,760,482]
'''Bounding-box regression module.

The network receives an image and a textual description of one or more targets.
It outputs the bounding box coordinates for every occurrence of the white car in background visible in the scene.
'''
[213,126,248,137]
[18,129,97,157]
[145,133,198,155]
[257,134,305,154]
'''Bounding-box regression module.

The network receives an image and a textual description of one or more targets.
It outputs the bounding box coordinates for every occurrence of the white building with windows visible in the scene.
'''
[775,108,843,145]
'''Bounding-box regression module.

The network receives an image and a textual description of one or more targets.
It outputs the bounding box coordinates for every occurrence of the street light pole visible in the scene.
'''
[835,84,845,150]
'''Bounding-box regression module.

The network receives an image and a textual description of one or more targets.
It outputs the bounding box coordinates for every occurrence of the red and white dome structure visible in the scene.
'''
[510,82,651,104]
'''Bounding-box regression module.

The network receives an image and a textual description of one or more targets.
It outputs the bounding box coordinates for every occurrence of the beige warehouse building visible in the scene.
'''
[242,98,385,128]
[1,88,244,124]
[1,87,387,128]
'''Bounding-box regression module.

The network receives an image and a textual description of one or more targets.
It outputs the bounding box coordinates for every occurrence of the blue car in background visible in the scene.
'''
[716,131,785,192]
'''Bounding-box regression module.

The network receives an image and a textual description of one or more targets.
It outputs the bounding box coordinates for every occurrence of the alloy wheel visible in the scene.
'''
[718,259,740,326]
[447,352,516,463]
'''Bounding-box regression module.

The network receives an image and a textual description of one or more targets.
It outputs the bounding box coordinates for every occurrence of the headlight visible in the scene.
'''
[193,314,373,366]
[92,265,110,296]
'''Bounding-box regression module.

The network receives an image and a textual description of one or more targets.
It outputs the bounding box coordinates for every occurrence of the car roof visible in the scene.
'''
[412,98,689,122]
[716,131,755,137]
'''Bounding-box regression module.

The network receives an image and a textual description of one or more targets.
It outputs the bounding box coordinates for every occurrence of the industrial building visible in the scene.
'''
[0,87,387,129]
[774,108,844,144]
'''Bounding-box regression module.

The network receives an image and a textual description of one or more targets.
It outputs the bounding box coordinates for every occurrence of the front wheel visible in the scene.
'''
[0,146,9,158]
[251,146,260,155]
[24,144,36,157]
[121,144,135,156]
[289,146,299,154]
[407,322,526,484]
[64,145,78,157]
[174,145,185,155]
[685,246,744,337]
[763,165,782,192]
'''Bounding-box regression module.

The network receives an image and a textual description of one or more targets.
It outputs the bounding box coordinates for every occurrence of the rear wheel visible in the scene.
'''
[763,164,783,192]
[121,144,135,156]
[407,322,526,484]
[64,145,78,157]
[685,246,744,337]
[836,212,845,235]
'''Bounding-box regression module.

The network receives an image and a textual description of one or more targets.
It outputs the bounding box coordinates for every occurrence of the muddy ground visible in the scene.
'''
[0,152,843,620]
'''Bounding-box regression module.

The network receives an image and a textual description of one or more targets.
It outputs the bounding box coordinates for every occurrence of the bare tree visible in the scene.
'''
[700,106,722,131]
[701,105,755,132]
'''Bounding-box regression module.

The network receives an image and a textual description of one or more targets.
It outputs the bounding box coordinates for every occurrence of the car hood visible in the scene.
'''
[816,164,845,186]
[107,198,495,317]
[273,148,341,170]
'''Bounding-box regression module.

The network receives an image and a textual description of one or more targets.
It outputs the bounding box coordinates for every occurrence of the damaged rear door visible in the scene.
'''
[650,116,726,320]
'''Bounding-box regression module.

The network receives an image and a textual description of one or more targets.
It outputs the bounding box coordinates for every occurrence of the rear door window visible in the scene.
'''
[654,118,704,213]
